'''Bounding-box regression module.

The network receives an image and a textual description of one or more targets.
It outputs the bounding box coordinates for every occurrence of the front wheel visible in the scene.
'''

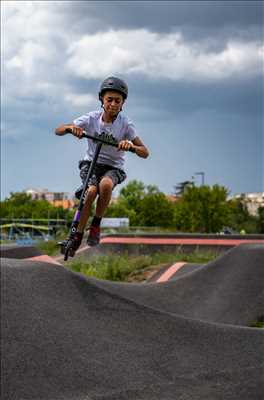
[63,241,76,261]
[58,240,75,260]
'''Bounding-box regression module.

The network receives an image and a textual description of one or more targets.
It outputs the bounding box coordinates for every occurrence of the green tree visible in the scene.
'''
[118,180,151,225]
[106,180,169,226]
[174,200,193,231]
[0,192,71,221]
[227,198,258,233]
[257,206,264,233]
[104,198,137,223]
[139,192,175,227]
[174,185,230,233]
[119,180,145,209]
[135,190,174,227]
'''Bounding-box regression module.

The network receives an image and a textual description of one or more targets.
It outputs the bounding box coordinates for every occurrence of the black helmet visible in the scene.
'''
[99,76,128,101]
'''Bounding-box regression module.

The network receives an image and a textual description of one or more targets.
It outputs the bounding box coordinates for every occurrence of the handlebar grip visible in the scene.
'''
[65,128,136,153]
[65,127,87,139]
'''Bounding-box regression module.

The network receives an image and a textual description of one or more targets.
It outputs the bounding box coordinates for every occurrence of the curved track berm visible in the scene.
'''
[0,244,43,259]
[1,244,264,400]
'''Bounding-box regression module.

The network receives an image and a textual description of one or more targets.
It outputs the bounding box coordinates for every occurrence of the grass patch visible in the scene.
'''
[149,251,217,265]
[251,322,264,328]
[67,254,152,281]
[66,250,218,282]
[250,315,264,328]
[36,239,61,256]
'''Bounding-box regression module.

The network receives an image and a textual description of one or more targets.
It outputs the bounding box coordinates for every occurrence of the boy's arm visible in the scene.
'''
[131,136,149,158]
[118,136,149,158]
[54,123,84,138]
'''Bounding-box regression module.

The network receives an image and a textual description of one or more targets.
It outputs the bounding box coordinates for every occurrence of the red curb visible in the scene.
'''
[156,262,186,283]
[100,237,264,245]
[27,255,62,265]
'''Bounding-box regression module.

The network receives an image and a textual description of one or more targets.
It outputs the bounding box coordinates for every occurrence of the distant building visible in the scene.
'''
[25,188,75,209]
[232,192,264,216]
[166,195,180,203]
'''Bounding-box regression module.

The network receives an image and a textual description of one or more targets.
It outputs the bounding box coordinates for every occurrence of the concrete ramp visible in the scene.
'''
[1,244,264,400]
[0,244,61,265]
[0,244,43,259]
[96,243,264,326]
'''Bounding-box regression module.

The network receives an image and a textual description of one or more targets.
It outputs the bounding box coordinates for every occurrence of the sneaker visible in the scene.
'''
[87,225,101,246]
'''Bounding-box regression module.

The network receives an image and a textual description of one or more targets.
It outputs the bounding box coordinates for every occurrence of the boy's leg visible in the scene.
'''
[95,177,114,217]
[77,185,98,233]
[62,185,98,254]
[87,177,114,246]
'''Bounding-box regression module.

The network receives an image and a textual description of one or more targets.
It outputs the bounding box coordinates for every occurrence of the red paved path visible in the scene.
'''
[28,254,62,265]
[52,236,264,263]
[156,262,186,282]
[100,237,264,246]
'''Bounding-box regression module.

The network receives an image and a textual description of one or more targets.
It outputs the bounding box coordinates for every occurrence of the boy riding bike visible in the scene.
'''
[55,76,149,251]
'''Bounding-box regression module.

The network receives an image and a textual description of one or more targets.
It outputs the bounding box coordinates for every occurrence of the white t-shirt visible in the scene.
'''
[73,110,137,170]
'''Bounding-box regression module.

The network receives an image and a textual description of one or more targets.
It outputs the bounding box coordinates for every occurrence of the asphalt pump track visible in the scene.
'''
[1,243,264,399]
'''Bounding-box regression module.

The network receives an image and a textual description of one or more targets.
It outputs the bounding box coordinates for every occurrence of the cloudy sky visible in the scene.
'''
[1,0,263,200]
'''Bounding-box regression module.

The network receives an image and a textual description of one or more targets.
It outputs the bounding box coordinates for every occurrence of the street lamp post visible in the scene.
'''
[195,172,205,186]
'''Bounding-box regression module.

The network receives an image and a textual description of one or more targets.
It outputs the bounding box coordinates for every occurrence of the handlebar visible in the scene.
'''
[65,128,136,153]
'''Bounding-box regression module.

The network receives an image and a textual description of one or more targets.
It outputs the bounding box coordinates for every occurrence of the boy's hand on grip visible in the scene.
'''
[66,125,84,139]
[118,140,135,152]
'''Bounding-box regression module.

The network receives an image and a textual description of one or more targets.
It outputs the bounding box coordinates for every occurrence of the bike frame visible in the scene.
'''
[69,141,103,239]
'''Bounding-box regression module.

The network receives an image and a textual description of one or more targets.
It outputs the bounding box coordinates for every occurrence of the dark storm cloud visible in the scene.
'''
[2,1,263,198]
[63,1,263,39]
[99,74,263,122]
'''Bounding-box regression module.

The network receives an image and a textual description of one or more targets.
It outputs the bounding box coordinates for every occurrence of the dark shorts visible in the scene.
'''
[75,160,127,199]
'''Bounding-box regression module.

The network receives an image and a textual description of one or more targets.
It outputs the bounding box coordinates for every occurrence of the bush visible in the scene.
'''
[37,239,61,256]
[66,251,218,282]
